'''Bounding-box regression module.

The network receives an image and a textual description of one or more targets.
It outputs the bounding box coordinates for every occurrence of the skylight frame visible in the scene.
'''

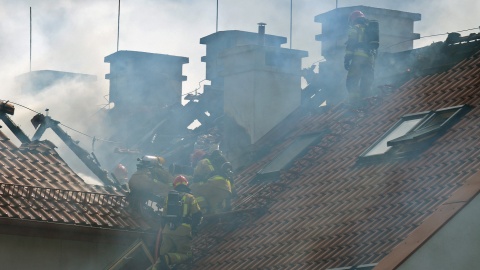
[360,111,429,158]
[359,104,471,163]
[252,130,328,183]
[388,105,467,146]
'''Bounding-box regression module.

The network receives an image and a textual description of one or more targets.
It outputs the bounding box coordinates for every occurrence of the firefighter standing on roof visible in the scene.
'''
[154,175,202,269]
[344,10,379,108]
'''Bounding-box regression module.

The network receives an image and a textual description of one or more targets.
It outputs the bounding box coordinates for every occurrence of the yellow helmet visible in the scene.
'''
[194,159,214,178]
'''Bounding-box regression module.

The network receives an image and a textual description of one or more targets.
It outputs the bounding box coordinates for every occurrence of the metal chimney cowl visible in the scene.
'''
[258,22,266,45]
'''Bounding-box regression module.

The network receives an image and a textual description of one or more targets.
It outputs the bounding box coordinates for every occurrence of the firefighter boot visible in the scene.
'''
[153,255,170,270]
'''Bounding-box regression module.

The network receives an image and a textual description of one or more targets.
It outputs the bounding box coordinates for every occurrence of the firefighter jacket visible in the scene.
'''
[158,190,202,267]
[345,23,373,59]
[128,167,172,198]
[190,175,232,214]
[208,175,232,193]
[163,191,202,233]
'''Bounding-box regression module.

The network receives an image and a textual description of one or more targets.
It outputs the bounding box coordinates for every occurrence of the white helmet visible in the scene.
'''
[139,155,165,167]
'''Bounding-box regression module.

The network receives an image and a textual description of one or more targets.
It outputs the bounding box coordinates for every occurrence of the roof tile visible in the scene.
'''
[195,49,480,269]
[0,133,156,234]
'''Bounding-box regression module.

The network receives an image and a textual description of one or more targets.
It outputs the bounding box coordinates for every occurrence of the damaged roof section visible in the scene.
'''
[0,129,152,232]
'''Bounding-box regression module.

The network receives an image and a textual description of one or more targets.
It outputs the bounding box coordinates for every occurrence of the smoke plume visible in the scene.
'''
[0,0,478,184]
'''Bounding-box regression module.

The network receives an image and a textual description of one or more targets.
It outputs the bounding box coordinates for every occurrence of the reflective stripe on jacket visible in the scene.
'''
[345,23,370,58]
[207,175,232,193]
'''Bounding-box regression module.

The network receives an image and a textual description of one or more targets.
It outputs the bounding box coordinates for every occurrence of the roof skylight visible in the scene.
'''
[252,131,327,182]
[360,104,471,162]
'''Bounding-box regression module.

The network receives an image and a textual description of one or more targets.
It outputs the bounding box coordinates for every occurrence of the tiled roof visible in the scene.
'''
[0,132,152,233]
[193,50,480,269]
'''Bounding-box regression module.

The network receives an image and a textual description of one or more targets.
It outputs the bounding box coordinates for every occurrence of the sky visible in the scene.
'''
[0,0,479,184]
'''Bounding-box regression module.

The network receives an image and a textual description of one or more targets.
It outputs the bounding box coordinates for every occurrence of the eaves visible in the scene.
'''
[0,217,156,245]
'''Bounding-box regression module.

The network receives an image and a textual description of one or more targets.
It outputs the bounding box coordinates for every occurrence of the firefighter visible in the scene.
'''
[205,161,234,213]
[154,175,202,269]
[190,150,215,182]
[127,155,172,213]
[189,150,215,212]
[344,10,378,108]
[190,150,234,214]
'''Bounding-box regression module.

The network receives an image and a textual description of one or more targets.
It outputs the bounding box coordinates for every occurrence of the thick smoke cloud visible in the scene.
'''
[0,0,478,184]
[2,1,478,97]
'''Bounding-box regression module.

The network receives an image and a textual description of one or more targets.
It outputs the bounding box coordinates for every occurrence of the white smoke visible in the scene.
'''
[2,1,478,96]
[0,0,478,184]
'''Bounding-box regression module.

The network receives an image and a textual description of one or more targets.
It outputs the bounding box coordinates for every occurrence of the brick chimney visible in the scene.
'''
[104,50,188,111]
[103,50,189,146]
[315,5,421,60]
[219,41,307,168]
[312,6,421,105]
[200,28,287,95]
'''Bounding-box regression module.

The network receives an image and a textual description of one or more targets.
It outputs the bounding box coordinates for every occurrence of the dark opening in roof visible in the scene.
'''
[359,104,471,163]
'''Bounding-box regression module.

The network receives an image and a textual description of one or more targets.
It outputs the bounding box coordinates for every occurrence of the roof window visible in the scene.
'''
[360,105,471,162]
[252,131,327,183]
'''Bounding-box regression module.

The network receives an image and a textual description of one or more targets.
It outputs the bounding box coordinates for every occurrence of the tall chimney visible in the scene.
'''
[220,41,307,168]
[258,22,266,45]
[314,6,421,59]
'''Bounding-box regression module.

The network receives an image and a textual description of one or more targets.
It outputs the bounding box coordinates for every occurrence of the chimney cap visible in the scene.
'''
[258,22,267,26]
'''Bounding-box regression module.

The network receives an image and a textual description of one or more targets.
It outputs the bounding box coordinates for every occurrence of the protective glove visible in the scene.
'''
[344,55,352,71]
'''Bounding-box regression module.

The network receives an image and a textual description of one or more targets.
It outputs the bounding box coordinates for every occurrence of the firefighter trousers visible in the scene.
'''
[206,188,231,214]
[346,55,374,106]
[158,223,193,266]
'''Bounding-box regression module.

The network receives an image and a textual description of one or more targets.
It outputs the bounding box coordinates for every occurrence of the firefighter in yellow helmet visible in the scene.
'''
[189,150,234,214]
[192,155,214,183]
[189,150,214,212]
[205,160,234,214]
[154,175,202,270]
[127,155,172,213]
[344,10,379,108]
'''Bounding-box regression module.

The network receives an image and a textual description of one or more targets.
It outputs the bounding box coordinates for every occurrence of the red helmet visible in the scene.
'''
[173,175,189,188]
[349,10,365,24]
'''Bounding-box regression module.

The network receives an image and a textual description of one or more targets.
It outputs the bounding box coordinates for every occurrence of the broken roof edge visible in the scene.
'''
[373,169,480,270]
[19,139,57,153]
